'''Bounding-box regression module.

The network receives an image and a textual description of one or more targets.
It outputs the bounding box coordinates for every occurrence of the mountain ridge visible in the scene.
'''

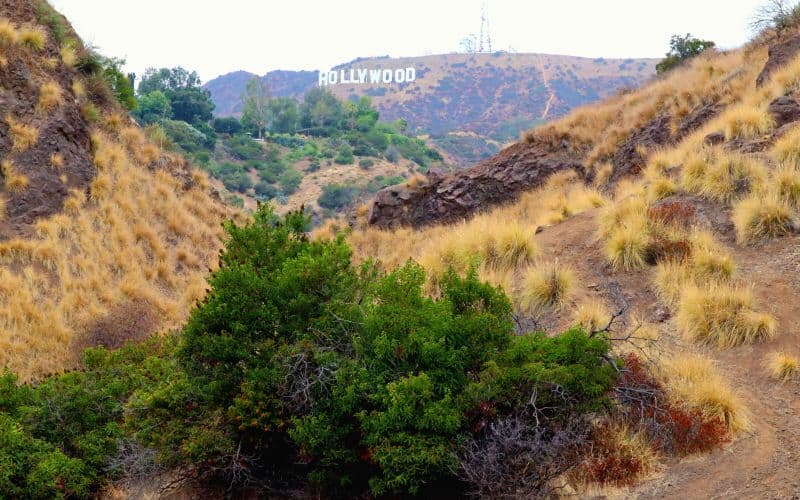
[205,52,658,142]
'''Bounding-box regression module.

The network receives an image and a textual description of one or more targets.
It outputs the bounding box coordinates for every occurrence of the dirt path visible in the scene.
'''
[536,55,557,120]
[534,211,800,498]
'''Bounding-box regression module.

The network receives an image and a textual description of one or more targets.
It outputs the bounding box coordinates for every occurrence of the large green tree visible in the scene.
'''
[268,97,299,134]
[133,90,172,125]
[299,87,344,134]
[136,67,214,125]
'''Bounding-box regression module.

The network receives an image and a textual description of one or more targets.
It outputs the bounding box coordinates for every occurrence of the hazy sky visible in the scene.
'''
[50,0,766,83]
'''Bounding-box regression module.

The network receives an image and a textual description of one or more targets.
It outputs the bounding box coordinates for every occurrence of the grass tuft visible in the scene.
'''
[699,152,767,202]
[722,105,775,140]
[732,194,794,243]
[659,354,750,433]
[604,219,650,270]
[0,18,18,45]
[772,162,800,207]
[572,299,611,332]
[516,260,576,315]
[1,160,29,192]
[676,282,777,348]
[6,116,39,151]
[764,351,799,381]
[18,24,46,51]
[37,81,63,112]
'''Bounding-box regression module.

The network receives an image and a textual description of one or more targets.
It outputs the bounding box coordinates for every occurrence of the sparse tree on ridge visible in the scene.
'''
[655,33,715,75]
[241,77,272,139]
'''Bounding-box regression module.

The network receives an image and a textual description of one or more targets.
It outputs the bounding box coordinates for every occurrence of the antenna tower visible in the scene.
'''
[478,1,492,53]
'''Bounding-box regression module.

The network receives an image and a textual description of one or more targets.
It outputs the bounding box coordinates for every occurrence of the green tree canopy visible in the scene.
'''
[656,33,715,74]
[268,97,299,134]
[137,66,202,94]
[133,90,172,125]
[299,88,344,134]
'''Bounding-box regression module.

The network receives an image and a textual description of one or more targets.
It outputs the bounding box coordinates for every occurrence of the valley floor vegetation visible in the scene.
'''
[0,206,737,498]
[134,69,445,216]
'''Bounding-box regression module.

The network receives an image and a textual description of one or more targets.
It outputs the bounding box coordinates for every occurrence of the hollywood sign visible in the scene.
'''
[318,67,417,86]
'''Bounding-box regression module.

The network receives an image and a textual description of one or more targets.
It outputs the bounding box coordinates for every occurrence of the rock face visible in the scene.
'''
[756,33,800,87]
[368,141,584,228]
[768,95,800,127]
[0,3,96,237]
[610,103,722,182]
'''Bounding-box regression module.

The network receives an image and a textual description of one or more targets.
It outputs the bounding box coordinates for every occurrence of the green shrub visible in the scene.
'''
[0,207,620,498]
[334,144,354,165]
[279,168,303,194]
[254,181,278,199]
[318,183,359,209]
[358,158,374,169]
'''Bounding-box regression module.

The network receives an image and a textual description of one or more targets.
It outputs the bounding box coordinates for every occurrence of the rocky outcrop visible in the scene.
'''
[610,103,722,182]
[768,95,800,126]
[368,141,584,228]
[756,33,800,87]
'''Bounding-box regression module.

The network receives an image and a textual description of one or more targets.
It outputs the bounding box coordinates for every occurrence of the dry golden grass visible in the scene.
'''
[1,159,29,192]
[573,298,611,332]
[771,125,800,165]
[348,174,603,305]
[732,193,795,243]
[6,116,38,151]
[764,351,799,381]
[645,176,677,202]
[37,81,63,113]
[603,218,650,271]
[772,162,800,207]
[698,152,767,202]
[0,18,18,45]
[516,260,576,315]
[676,282,776,348]
[59,43,76,66]
[659,354,750,433]
[18,24,46,51]
[72,80,86,100]
[0,120,227,381]
[721,105,775,140]
[50,152,64,169]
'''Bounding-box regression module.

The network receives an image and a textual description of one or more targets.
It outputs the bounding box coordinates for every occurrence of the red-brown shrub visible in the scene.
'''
[614,353,730,456]
[577,424,653,486]
[645,235,692,264]
[648,200,697,227]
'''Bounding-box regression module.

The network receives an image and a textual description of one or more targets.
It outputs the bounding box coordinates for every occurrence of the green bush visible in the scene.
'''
[0,207,620,498]
[254,181,278,199]
[279,168,303,194]
[318,183,359,209]
[358,158,374,169]
[334,144,354,165]
[224,134,265,161]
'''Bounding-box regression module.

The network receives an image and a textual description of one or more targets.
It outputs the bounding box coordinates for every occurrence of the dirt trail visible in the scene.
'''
[534,210,800,499]
[536,54,556,120]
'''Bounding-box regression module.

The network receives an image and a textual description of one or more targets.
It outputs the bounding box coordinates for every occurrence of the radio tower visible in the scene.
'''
[478,1,492,53]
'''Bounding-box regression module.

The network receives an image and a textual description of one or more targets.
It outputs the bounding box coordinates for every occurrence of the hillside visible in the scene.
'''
[205,53,657,166]
[352,24,800,497]
[0,0,228,381]
[8,1,800,498]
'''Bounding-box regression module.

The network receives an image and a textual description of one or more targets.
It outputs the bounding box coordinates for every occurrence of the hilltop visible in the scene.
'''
[205,52,657,166]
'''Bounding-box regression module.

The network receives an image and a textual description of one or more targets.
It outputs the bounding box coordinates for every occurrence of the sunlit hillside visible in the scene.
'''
[0,3,230,380]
